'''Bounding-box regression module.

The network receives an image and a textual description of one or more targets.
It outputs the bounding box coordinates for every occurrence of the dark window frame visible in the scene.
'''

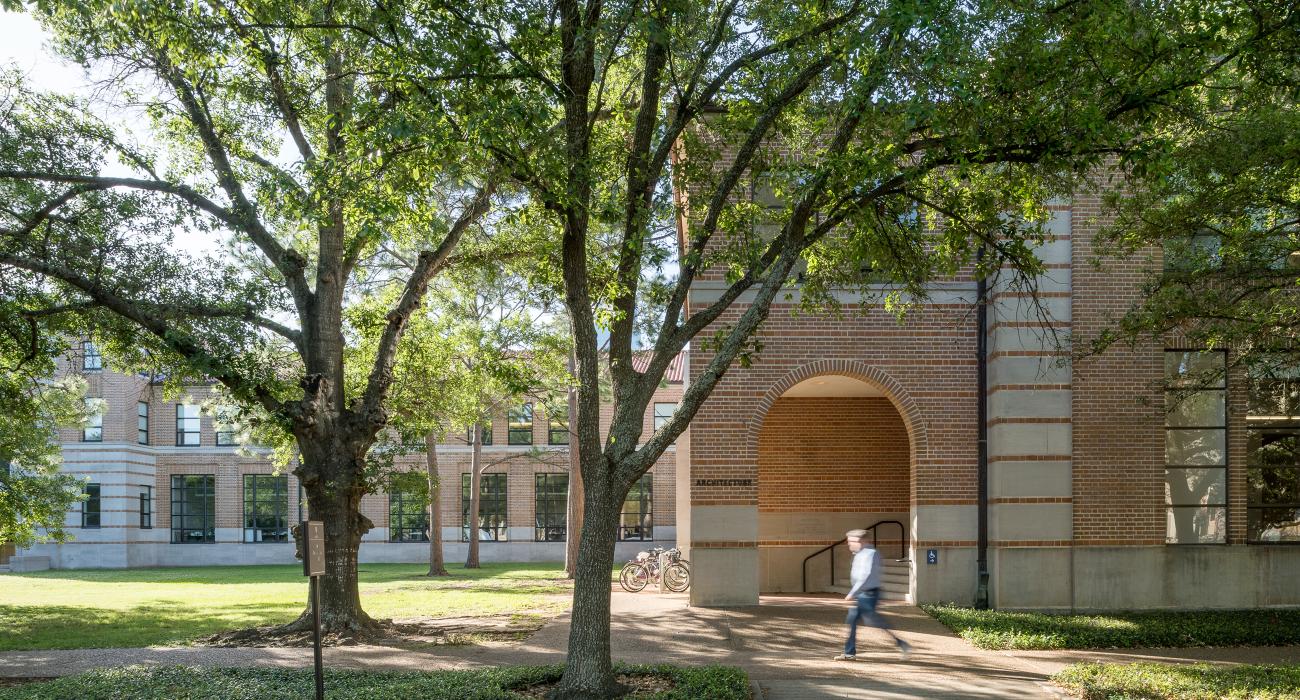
[535,472,568,541]
[653,402,677,432]
[618,474,653,541]
[139,485,153,529]
[462,473,508,541]
[1164,349,1228,545]
[83,398,103,442]
[170,474,215,543]
[82,340,102,372]
[137,401,149,445]
[508,403,533,445]
[81,483,101,528]
[176,404,201,446]
[243,474,289,543]
[388,473,429,543]
[466,424,493,446]
[548,404,569,445]
[1246,364,1300,544]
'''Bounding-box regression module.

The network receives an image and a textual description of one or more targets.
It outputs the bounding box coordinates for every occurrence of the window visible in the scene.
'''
[170,474,215,543]
[618,474,653,541]
[508,403,533,445]
[139,486,153,529]
[548,403,569,445]
[83,398,103,442]
[243,475,289,543]
[535,473,568,541]
[176,404,200,446]
[82,341,102,371]
[1164,231,1222,272]
[1164,350,1227,544]
[653,402,677,431]
[462,473,508,541]
[137,401,149,445]
[1247,361,1300,543]
[215,406,237,446]
[466,423,493,446]
[81,483,101,528]
[388,472,429,542]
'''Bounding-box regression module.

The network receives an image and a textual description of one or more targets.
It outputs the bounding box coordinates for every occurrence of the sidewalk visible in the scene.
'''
[3,591,1297,699]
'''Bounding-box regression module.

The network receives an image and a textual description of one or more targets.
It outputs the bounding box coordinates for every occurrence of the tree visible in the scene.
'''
[0,2,499,635]
[430,0,1297,695]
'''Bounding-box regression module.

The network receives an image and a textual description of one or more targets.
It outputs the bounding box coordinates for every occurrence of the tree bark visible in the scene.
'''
[564,361,584,578]
[466,421,483,569]
[552,483,622,699]
[426,432,449,576]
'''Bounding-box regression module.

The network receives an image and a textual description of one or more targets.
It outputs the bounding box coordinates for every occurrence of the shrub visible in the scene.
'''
[1054,662,1300,700]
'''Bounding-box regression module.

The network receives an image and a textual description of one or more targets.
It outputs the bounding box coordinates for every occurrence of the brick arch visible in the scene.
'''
[744,360,927,471]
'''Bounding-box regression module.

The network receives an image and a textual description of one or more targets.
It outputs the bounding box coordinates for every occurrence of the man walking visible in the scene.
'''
[834,529,911,661]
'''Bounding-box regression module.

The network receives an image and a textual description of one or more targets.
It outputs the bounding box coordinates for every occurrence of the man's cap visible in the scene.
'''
[845,529,868,540]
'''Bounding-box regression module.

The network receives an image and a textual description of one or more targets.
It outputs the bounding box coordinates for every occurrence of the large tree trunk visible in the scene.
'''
[553,481,622,699]
[466,421,483,569]
[426,432,449,577]
[565,363,584,578]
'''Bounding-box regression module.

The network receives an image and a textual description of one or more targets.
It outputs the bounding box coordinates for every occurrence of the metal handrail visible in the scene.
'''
[800,519,907,593]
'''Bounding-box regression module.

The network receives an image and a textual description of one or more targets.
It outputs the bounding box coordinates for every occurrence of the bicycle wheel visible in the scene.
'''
[619,563,649,592]
[663,562,691,592]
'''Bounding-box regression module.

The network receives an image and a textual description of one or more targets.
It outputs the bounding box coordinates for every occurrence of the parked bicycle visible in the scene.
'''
[619,546,690,593]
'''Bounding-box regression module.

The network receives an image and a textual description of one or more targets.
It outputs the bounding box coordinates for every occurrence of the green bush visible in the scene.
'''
[1054,662,1300,700]
[0,664,750,700]
[923,605,1300,650]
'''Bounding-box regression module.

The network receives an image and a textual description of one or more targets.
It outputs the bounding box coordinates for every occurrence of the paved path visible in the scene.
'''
[3,591,1297,698]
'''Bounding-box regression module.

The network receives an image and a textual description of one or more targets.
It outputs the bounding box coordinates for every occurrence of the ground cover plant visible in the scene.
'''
[0,664,750,700]
[0,564,569,651]
[924,605,1300,650]
[1053,662,1300,700]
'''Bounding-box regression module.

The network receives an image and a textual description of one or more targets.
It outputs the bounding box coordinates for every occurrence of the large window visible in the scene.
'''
[176,404,200,446]
[1247,361,1300,543]
[243,475,289,543]
[1164,350,1227,544]
[466,423,492,446]
[170,474,215,543]
[508,403,533,445]
[535,473,568,541]
[388,472,429,542]
[139,486,153,529]
[548,403,569,445]
[618,474,653,541]
[462,473,508,541]
[83,398,103,442]
[82,341,102,372]
[81,483,101,528]
[653,402,677,431]
[137,401,149,444]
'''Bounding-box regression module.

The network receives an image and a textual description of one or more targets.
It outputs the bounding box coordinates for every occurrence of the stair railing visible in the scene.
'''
[800,519,907,593]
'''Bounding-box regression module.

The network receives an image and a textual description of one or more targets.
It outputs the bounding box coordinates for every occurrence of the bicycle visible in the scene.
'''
[618,546,690,593]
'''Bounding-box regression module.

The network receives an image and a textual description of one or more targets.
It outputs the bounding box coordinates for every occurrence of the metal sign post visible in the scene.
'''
[302,520,326,700]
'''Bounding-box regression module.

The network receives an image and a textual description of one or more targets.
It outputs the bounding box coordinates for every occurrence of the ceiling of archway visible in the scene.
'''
[780,374,883,398]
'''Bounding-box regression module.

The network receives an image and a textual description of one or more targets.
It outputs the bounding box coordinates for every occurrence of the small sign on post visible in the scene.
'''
[302,521,326,700]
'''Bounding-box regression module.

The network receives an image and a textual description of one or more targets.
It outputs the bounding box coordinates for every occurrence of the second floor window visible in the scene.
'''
[462,473,508,541]
[466,423,493,446]
[83,399,103,442]
[653,402,677,432]
[82,341,102,372]
[137,401,149,444]
[139,486,153,529]
[618,474,653,541]
[81,483,101,528]
[535,473,568,541]
[509,403,533,445]
[548,403,569,445]
[215,405,237,446]
[176,404,200,446]
[389,472,429,542]
[171,474,215,543]
[243,475,289,543]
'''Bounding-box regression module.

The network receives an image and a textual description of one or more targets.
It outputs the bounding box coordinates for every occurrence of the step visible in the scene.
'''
[825,584,910,602]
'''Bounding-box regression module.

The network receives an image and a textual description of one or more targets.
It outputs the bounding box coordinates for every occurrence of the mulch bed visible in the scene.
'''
[513,673,676,699]
[197,614,546,648]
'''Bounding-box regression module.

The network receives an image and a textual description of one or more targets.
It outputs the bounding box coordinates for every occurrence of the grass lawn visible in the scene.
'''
[0,563,571,651]
[923,605,1300,650]
[0,665,751,700]
[1054,662,1300,700]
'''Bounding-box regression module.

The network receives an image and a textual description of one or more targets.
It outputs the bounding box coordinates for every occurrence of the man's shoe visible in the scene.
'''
[897,641,912,661]
[833,653,856,661]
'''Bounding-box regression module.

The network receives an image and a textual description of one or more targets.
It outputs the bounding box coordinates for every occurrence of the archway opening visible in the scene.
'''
[756,374,911,598]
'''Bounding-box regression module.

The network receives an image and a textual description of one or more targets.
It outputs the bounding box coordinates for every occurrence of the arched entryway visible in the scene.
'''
[750,363,923,601]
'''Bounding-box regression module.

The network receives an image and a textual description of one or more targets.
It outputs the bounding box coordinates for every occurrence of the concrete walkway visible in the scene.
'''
[3,591,1297,698]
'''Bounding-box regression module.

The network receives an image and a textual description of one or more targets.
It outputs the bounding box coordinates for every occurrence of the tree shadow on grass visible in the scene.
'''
[0,601,300,651]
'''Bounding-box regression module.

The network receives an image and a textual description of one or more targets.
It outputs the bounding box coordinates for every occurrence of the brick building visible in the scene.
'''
[18,351,681,569]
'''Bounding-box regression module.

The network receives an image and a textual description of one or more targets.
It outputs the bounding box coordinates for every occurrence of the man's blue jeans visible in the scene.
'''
[844,588,898,655]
